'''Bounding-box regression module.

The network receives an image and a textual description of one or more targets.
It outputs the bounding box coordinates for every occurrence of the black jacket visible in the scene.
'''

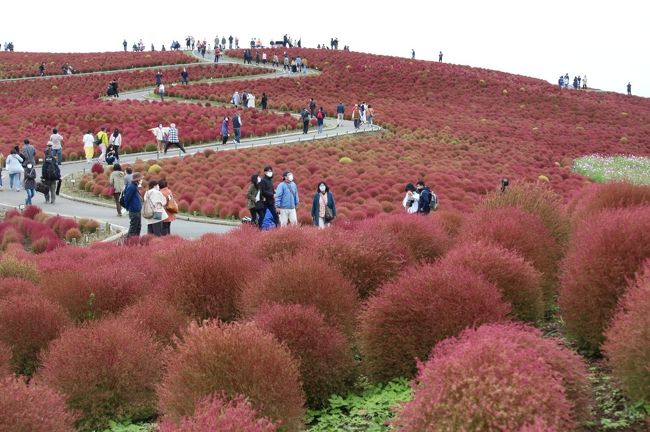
[259,176,275,204]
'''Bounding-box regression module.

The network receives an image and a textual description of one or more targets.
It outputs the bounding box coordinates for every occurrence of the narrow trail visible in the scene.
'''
[0,50,380,239]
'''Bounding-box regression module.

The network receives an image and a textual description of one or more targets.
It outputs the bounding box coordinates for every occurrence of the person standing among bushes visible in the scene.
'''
[221,117,230,145]
[41,143,60,204]
[82,130,94,163]
[415,180,433,215]
[153,123,166,155]
[122,172,143,237]
[261,92,268,110]
[143,180,168,236]
[311,181,336,228]
[108,128,122,161]
[309,98,316,117]
[158,83,165,102]
[22,139,36,167]
[49,128,63,165]
[259,165,280,228]
[336,101,345,127]
[109,163,126,216]
[233,112,242,144]
[181,68,189,85]
[96,127,108,163]
[403,183,419,214]
[351,105,360,129]
[301,108,310,134]
[316,107,325,133]
[246,174,264,225]
[23,161,36,205]
[155,71,163,88]
[275,170,300,227]
[164,123,187,155]
[158,179,176,235]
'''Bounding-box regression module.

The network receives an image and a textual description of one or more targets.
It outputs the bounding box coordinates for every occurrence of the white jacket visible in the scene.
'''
[5,154,24,174]
[402,191,419,214]
[143,188,168,224]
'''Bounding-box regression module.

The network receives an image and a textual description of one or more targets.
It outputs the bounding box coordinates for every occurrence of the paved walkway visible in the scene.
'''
[0,52,379,239]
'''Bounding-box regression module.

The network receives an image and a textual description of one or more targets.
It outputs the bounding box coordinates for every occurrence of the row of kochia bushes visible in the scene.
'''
[0,181,649,431]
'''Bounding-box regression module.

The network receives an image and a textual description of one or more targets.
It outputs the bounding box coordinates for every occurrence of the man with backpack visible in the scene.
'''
[41,142,61,204]
[416,180,438,214]
[121,172,143,237]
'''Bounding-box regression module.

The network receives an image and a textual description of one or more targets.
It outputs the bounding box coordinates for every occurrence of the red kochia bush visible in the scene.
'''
[358,261,511,382]
[569,181,650,224]
[118,295,190,345]
[438,241,544,322]
[252,304,355,407]
[354,214,452,262]
[394,326,576,431]
[559,207,650,352]
[157,321,305,432]
[254,226,317,260]
[0,377,77,432]
[603,261,650,402]
[0,293,70,376]
[38,317,163,432]
[158,394,278,432]
[460,206,561,302]
[239,253,358,334]
[0,277,39,299]
[160,235,261,321]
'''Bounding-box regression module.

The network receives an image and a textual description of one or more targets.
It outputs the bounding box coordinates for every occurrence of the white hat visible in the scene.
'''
[46,141,53,146]
[170,123,176,128]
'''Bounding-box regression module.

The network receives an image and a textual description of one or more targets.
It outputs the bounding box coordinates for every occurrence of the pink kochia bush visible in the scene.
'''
[239,253,358,334]
[0,376,77,432]
[157,321,305,432]
[252,304,355,407]
[37,317,163,432]
[158,394,278,432]
[438,241,544,322]
[559,207,650,352]
[569,181,650,223]
[603,261,650,402]
[358,261,511,382]
[118,295,190,345]
[395,324,591,431]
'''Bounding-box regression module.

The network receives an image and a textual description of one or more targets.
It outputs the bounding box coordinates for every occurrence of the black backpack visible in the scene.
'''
[42,157,57,180]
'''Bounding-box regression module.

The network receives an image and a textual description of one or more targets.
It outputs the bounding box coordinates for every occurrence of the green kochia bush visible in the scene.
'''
[157,321,305,432]
[358,261,510,382]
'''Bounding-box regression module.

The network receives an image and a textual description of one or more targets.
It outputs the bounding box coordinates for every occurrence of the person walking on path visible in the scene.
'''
[301,108,310,134]
[311,181,336,228]
[367,105,375,125]
[261,92,268,110]
[181,68,189,85]
[164,123,187,155]
[351,105,361,129]
[316,107,325,133]
[336,102,345,127]
[41,143,60,204]
[221,117,230,145]
[49,128,64,165]
[158,83,165,102]
[22,139,36,167]
[259,165,280,228]
[155,71,163,88]
[232,112,242,144]
[246,174,264,225]
[439,51,443,62]
[275,170,299,227]
[23,162,36,205]
[272,54,279,68]
[5,149,24,192]
[627,82,632,95]
[158,179,176,235]
[232,91,241,107]
[108,128,122,161]
[82,130,95,162]
[143,180,168,237]
[96,127,108,163]
[122,172,143,237]
[109,163,126,216]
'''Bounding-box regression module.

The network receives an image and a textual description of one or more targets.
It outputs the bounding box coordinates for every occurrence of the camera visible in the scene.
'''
[500,178,509,192]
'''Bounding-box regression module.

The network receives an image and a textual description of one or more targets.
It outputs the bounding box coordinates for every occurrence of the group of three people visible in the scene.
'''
[120,171,177,237]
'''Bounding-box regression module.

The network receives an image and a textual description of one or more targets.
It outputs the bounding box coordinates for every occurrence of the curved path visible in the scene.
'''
[0,51,380,239]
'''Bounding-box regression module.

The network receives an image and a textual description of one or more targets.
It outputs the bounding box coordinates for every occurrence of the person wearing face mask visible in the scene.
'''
[23,162,37,205]
[275,170,300,227]
[143,180,168,237]
[311,182,336,228]
[259,165,280,229]
[246,174,264,225]
[403,183,419,214]
[122,172,143,237]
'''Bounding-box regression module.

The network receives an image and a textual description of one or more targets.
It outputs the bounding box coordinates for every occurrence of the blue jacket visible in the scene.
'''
[122,182,142,212]
[275,181,299,209]
[311,191,336,225]
[336,103,345,114]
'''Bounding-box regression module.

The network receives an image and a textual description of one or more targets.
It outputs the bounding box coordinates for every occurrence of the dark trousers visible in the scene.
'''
[234,127,241,143]
[43,180,57,203]
[113,192,122,215]
[250,207,264,224]
[303,120,309,134]
[222,134,228,145]
[164,141,186,154]
[128,211,141,237]
[162,221,171,236]
[147,221,163,236]
[259,203,280,228]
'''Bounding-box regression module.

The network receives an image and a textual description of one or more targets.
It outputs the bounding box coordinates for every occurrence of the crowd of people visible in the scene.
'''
[558,73,589,90]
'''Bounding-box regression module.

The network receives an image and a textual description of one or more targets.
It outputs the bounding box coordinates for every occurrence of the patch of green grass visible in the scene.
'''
[103,421,156,432]
[307,378,412,432]
[573,154,650,185]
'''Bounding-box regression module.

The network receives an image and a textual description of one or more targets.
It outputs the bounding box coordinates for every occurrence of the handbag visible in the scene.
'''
[324,205,335,222]
[165,194,179,213]
[36,181,49,195]
[142,194,154,219]
[107,185,115,196]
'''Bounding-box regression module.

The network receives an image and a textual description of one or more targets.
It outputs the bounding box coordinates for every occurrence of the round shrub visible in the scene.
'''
[119,295,190,345]
[430,209,464,238]
[157,321,305,431]
[0,293,70,376]
[394,328,576,431]
[569,181,650,224]
[253,304,355,407]
[22,205,42,220]
[460,206,561,302]
[239,253,358,334]
[358,261,511,382]
[78,218,100,234]
[603,262,650,402]
[0,376,77,432]
[559,207,650,352]
[64,228,82,242]
[158,394,278,432]
[355,214,451,262]
[0,255,39,282]
[439,241,544,322]
[160,235,261,321]
[38,317,163,432]
[254,226,316,260]
[0,277,39,300]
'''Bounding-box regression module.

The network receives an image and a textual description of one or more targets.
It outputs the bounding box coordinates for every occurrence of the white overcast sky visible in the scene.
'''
[2,0,648,96]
